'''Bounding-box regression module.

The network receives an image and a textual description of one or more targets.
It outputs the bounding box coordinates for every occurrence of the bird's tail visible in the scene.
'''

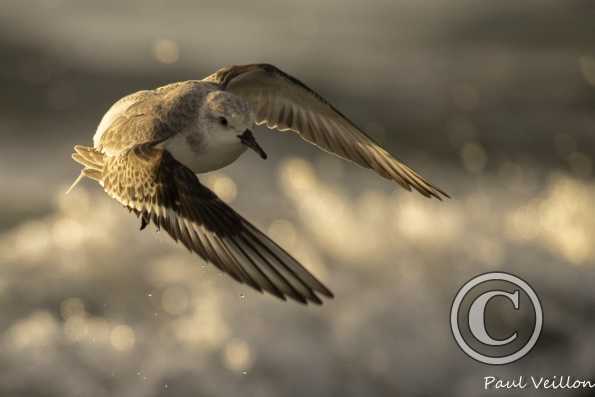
[66,145,105,194]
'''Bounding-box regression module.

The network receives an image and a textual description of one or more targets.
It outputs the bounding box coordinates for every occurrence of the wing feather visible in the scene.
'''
[97,142,331,305]
[206,63,449,199]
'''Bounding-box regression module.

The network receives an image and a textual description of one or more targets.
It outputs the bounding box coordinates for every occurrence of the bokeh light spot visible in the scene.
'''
[110,324,136,352]
[223,339,254,372]
[152,39,179,64]
[210,175,238,203]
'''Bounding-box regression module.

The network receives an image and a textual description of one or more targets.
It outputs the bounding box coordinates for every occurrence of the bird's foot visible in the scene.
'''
[140,216,149,231]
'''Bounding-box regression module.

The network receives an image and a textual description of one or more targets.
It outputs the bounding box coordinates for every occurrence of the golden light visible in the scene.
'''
[279,157,317,193]
[222,338,254,372]
[506,175,595,265]
[110,324,136,352]
[171,298,229,349]
[52,217,84,251]
[152,39,179,64]
[12,220,52,264]
[212,175,238,203]
[5,311,58,350]
[64,315,88,342]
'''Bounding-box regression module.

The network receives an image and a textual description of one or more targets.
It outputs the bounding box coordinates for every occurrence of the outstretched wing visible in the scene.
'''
[100,142,333,305]
[205,64,449,200]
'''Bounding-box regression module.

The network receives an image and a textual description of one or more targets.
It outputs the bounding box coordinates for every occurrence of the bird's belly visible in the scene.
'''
[190,145,246,173]
[164,134,246,173]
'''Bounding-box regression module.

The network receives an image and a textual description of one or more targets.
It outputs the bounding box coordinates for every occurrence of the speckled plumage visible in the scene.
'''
[70,63,449,305]
[94,81,211,155]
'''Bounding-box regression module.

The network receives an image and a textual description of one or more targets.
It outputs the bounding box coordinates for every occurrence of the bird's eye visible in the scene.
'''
[219,117,228,127]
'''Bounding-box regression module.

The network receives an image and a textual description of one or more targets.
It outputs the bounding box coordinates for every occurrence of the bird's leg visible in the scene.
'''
[140,214,149,230]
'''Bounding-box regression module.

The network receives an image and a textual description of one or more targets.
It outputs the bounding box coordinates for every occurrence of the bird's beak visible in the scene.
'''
[239,129,267,159]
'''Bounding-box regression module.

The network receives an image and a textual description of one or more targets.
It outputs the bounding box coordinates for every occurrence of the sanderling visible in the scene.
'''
[69,64,449,305]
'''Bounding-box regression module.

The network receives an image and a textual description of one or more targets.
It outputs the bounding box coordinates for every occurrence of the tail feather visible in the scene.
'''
[73,145,104,168]
[67,145,105,194]
[82,168,102,182]
[66,172,85,194]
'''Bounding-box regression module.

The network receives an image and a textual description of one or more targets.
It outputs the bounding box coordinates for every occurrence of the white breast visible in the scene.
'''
[164,133,247,174]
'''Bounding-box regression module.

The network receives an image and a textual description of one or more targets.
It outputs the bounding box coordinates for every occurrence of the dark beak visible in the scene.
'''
[239,129,267,159]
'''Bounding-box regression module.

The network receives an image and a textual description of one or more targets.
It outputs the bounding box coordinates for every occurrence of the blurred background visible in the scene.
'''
[1,0,594,396]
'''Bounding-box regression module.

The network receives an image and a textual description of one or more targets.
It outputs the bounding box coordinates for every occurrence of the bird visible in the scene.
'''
[68,63,449,305]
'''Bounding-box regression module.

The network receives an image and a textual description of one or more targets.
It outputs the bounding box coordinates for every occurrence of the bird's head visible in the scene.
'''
[200,91,267,159]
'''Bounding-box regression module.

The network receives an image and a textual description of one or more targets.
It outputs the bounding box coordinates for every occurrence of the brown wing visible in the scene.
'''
[100,141,333,305]
[205,64,449,200]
